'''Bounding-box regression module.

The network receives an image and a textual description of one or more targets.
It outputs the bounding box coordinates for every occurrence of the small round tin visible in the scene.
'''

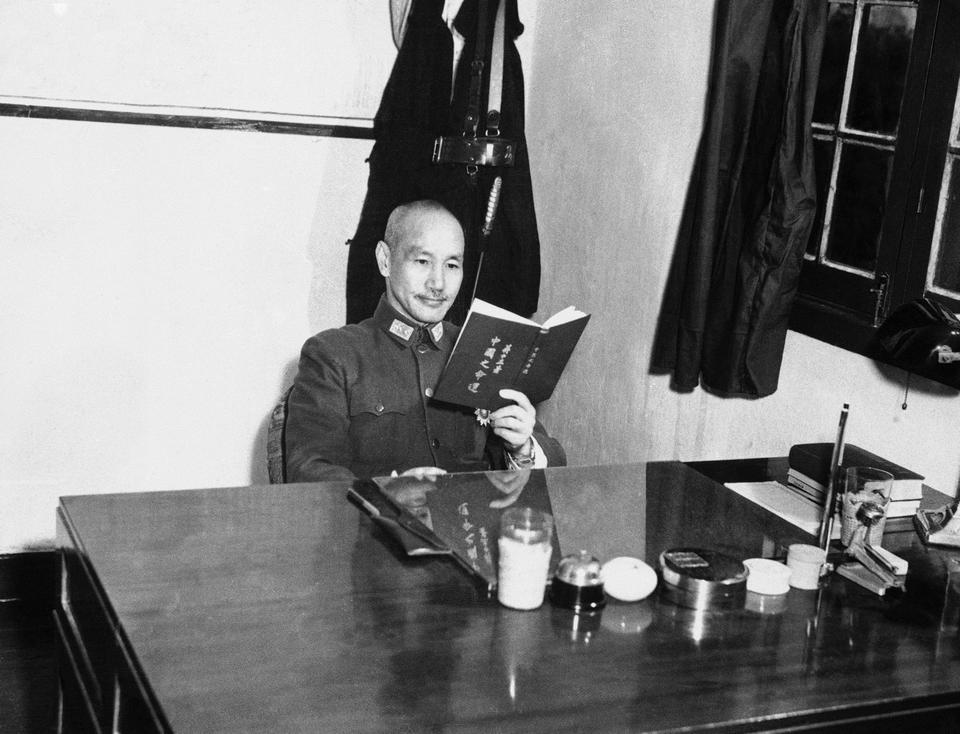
[658,547,748,611]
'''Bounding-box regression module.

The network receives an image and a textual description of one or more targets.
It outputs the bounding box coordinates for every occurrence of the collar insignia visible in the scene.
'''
[389,319,414,341]
[430,323,444,343]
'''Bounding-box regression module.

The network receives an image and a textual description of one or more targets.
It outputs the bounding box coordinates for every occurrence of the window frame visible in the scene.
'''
[789,0,960,374]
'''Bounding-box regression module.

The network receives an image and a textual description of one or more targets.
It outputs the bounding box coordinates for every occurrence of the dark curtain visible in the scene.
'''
[652,0,827,398]
[345,0,541,326]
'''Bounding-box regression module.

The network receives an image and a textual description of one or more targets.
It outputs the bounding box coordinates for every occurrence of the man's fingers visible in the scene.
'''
[493,414,525,430]
[498,388,533,411]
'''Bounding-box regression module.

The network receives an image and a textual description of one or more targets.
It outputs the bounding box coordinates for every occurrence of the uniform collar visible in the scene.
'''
[374,296,446,348]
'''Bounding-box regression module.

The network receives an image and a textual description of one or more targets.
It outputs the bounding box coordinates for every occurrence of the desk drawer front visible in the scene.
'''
[60,545,116,725]
[114,641,166,733]
[58,509,168,733]
[54,609,102,734]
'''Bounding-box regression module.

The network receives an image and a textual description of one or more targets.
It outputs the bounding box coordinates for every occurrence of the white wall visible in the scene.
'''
[2,1,958,552]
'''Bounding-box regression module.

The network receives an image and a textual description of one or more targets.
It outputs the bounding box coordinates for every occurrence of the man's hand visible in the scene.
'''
[489,389,536,455]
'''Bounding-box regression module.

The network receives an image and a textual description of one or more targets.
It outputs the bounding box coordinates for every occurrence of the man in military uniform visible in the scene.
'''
[285,200,564,482]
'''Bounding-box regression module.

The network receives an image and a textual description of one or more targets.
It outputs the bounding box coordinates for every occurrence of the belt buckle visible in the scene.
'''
[431,136,515,167]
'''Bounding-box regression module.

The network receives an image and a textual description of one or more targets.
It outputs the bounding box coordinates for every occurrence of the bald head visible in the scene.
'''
[383,201,462,250]
[375,200,465,325]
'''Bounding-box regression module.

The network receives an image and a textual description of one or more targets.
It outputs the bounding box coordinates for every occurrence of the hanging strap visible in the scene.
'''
[462,0,489,140]
[485,0,506,136]
[463,0,506,138]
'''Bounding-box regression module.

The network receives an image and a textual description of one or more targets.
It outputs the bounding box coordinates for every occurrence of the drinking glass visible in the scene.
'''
[840,466,894,547]
[497,507,554,610]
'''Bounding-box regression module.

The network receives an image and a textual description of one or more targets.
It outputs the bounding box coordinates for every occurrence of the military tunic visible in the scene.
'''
[285,297,564,482]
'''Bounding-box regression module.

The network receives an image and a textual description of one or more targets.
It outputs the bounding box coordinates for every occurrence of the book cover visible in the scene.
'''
[788,469,921,514]
[786,468,826,495]
[785,473,919,517]
[357,470,561,592]
[788,443,924,501]
[786,471,826,502]
[433,299,590,411]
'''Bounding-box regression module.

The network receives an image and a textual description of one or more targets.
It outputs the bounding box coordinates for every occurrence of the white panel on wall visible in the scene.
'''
[0,116,373,550]
[0,1,396,120]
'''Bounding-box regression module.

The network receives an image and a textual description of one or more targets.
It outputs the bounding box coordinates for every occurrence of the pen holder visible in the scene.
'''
[787,544,827,590]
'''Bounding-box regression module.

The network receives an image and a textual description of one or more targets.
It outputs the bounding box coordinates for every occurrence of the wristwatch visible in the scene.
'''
[507,439,536,469]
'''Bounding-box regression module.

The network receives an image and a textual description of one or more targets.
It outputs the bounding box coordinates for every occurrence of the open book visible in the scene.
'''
[434,299,590,411]
[348,471,561,592]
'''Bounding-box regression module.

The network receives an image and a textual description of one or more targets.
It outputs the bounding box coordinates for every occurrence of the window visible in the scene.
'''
[927,52,960,298]
[790,0,960,370]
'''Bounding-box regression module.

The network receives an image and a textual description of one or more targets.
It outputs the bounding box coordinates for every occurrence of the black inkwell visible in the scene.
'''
[550,550,606,613]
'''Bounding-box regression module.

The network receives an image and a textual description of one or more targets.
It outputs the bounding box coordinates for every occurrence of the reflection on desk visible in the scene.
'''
[56,461,960,733]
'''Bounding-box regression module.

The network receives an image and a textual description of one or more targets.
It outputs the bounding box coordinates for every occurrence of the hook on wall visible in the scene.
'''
[901,371,912,410]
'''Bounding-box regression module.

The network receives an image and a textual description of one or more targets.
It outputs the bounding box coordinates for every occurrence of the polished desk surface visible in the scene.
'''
[59,461,960,733]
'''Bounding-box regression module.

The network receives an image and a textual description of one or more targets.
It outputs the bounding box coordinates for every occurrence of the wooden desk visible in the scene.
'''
[55,461,960,733]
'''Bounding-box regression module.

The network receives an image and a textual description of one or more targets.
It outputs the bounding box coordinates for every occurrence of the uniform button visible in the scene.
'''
[432,438,440,449]
[375,403,384,414]
[417,344,429,354]
[424,387,434,398]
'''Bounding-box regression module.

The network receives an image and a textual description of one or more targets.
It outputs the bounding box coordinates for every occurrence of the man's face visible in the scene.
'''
[377,210,464,325]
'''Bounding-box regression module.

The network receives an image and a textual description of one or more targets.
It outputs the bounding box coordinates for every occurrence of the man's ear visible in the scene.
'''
[375,240,391,277]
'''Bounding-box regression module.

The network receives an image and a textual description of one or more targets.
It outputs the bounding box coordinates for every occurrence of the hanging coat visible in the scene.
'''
[652,0,827,397]
[345,0,541,326]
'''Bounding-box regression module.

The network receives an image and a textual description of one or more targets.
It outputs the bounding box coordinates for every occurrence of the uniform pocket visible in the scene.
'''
[348,391,410,468]
[349,393,406,420]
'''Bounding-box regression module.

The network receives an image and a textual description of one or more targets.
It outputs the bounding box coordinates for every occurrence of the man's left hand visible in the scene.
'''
[489,389,535,455]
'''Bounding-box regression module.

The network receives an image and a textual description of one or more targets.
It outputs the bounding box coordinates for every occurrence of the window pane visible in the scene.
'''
[954,85,960,148]
[846,3,916,135]
[825,142,893,272]
[932,157,960,294]
[809,137,836,256]
[813,3,855,126]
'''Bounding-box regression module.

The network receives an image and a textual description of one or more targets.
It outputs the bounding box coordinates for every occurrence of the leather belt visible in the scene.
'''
[432,135,514,167]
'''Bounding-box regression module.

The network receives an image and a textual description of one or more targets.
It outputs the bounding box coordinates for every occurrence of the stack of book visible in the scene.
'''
[786,443,924,520]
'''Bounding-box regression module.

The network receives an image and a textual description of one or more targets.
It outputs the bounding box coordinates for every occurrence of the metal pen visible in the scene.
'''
[817,403,849,551]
